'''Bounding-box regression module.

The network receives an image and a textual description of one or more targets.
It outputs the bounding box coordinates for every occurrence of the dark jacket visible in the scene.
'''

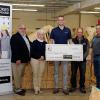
[31,39,47,60]
[10,32,31,63]
[72,36,89,61]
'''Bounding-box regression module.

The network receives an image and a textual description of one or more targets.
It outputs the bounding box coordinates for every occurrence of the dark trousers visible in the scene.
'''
[94,55,100,89]
[71,61,86,88]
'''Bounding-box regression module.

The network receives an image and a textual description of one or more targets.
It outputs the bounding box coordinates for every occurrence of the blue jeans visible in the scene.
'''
[54,61,68,90]
[93,55,100,89]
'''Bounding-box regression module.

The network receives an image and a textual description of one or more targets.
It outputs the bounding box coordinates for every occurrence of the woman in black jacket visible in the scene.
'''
[30,29,47,95]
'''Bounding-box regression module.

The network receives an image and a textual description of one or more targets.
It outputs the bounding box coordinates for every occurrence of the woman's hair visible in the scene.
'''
[37,29,44,35]
[1,30,10,37]
[37,29,45,40]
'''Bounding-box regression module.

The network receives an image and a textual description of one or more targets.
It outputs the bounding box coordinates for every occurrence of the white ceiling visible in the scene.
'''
[0,0,84,13]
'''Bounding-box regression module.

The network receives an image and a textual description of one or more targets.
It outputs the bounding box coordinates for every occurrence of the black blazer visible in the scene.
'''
[10,32,31,63]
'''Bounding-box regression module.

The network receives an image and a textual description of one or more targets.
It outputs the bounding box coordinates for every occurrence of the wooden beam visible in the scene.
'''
[56,0,100,17]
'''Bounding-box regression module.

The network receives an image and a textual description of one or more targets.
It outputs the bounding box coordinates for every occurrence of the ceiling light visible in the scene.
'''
[13,9,38,12]
[94,7,100,10]
[12,4,45,7]
[80,11,100,14]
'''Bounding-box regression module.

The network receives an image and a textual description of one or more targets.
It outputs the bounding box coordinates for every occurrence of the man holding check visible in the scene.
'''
[50,16,72,95]
[69,28,89,93]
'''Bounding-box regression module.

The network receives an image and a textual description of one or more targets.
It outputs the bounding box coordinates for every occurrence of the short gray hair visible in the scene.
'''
[37,29,44,35]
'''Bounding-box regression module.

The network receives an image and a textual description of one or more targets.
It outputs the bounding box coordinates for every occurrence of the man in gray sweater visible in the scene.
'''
[91,24,100,89]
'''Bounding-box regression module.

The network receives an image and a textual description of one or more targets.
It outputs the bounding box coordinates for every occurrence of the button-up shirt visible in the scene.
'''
[22,34,30,53]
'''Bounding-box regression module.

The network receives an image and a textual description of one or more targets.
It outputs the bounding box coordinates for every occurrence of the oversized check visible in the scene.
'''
[46,44,83,61]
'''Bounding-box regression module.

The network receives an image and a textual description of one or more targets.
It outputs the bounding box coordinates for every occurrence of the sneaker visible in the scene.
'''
[62,89,69,95]
[80,87,86,93]
[53,88,59,94]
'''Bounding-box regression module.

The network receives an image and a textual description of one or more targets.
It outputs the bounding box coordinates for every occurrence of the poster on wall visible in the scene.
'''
[0,3,12,95]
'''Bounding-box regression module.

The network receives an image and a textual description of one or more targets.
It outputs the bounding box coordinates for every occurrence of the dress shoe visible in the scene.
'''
[53,88,59,94]
[69,87,76,92]
[14,89,26,96]
[21,89,26,93]
[62,89,69,95]
[80,87,86,93]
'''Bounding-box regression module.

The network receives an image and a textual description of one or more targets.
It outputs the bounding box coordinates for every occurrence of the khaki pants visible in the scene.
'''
[12,63,27,89]
[30,58,45,92]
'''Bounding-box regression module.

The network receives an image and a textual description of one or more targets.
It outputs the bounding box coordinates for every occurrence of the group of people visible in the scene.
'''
[9,16,100,96]
[10,25,47,96]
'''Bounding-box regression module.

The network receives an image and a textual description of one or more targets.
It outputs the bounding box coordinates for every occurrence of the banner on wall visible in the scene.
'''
[0,3,12,95]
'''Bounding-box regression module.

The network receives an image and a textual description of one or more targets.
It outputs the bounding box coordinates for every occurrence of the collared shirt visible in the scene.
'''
[37,38,44,42]
[59,26,64,30]
[21,34,30,53]
[50,26,71,44]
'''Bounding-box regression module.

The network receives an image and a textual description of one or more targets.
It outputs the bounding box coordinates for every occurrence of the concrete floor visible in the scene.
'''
[0,90,90,100]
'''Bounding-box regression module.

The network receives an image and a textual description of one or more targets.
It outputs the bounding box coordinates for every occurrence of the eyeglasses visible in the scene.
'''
[78,32,83,33]
[58,20,64,21]
[19,28,26,30]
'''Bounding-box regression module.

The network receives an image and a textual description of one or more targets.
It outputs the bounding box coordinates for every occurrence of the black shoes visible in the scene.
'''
[14,89,26,96]
[69,87,86,94]
[69,87,76,92]
[80,87,86,93]
[53,88,59,94]
[53,88,69,95]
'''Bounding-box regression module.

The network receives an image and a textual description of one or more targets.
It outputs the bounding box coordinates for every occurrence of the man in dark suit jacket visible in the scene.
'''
[10,24,31,96]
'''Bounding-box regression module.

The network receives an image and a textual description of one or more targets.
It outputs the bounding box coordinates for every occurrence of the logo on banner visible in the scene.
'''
[0,5,10,16]
[0,76,10,84]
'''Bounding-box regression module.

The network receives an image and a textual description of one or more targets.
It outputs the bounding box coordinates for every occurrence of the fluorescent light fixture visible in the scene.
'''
[12,4,45,7]
[80,11,100,14]
[94,7,100,10]
[13,9,38,12]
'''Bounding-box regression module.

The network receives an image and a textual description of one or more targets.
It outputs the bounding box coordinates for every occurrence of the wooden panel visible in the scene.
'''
[22,61,95,89]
